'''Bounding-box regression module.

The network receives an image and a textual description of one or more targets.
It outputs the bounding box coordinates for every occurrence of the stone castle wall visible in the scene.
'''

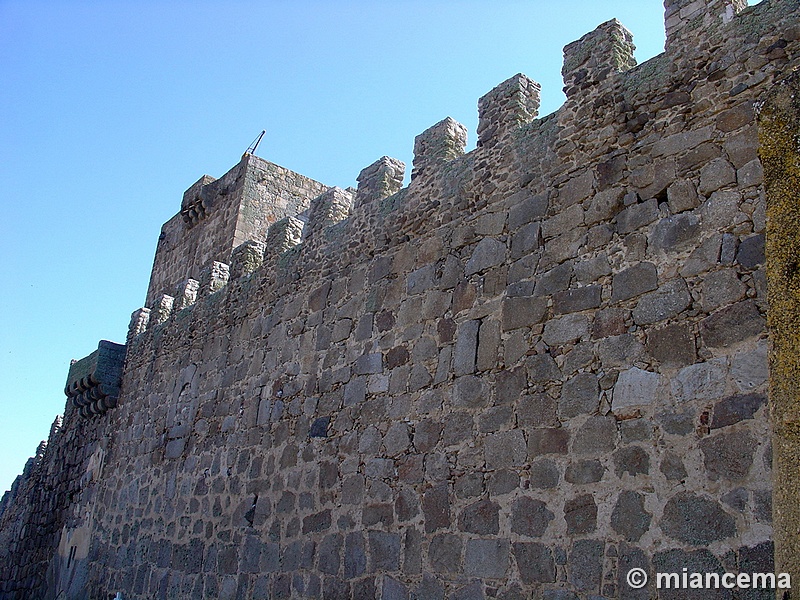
[2,1,799,598]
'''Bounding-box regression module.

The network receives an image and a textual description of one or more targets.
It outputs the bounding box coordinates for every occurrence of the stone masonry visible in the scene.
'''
[1,1,799,598]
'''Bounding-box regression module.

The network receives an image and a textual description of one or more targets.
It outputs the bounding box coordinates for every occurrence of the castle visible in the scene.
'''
[2,0,800,598]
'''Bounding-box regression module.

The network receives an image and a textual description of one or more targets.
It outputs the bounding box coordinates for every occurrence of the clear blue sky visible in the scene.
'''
[0,1,676,495]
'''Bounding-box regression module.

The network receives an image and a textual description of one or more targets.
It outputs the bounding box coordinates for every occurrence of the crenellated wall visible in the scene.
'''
[2,0,800,598]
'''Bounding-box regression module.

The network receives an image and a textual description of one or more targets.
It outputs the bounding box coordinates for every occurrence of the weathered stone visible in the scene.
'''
[303,510,332,534]
[667,179,699,213]
[452,375,488,409]
[568,539,604,592]
[556,170,594,208]
[620,419,651,443]
[553,285,601,315]
[454,320,479,376]
[565,494,597,534]
[632,279,692,325]
[592,307,628,338]
[699,158,736,195]
[612,367,661,413]
[657,409,695,435]
[611,491,651,542]
[454,472,484,499]
[533,261,572,296]
[488,469,519,495]
[613,446,650,477]
[598,334,645,369]
[465,237,506,275]
[527,428,569,456]
[477,319,501,372]
[542,314,589,346]
[700,430,756,480]
[617,543,651,600]
[573,415,617,454]
[395,488,419,522]
[616,199,658,234]
[541,590,579,600]
[381,577,408,600]
[711,393,766,429]
[484,430,526,469]
[680,233,721,276]
[450,582,485,600]
[559,372,599,418]
[650,213,701,254]
[412,574,445,600]
[721,231,738,264]
[509,192,548,230]
[701,268,746,312]
[722,487,748,512]
[465,539,509,579]
[429,533,462,574]
[700,300,765,348]
[652,548,726,600]
[700,189,743,232]
[510,222,542,259]
[494,368,526,404]
[501,296,547,331]
[513,542,555,584]
[611,262,658,303]
[318,533,343,575]
[355,353,383,375]
[365,458,394,479]
[458,498,500,534]
[562,341,594,374]
[478,405,512,433]
[526,353,562,383]
[407,264,436,295]
[564,459,604,484]
[646,323,696,367]
[573,253,611,283]
[529,459,560,489]
[368,531,400,572]
[423,484,450,533]
[671,359,728,402]
[585,187,625,224]
[511,496,554,537]
[736,233,764,268]
[660,493,736,545]
[517,394,559,428]
[383,422,410,456]
[344,533,367,579]
[731,342,768,392]
[414,419,442,453]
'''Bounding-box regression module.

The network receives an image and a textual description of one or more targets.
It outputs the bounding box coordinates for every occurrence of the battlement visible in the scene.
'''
[144,153,329,307]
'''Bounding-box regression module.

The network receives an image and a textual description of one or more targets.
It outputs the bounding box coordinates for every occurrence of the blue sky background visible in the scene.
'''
[0,1,676,495]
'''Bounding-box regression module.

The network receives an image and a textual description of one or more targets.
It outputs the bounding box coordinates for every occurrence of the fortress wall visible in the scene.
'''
[1,1,799,599]
[145,155,328,308]
[0,409,109,600]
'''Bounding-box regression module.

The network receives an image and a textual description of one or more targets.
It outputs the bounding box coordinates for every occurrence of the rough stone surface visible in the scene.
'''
[511,497,554,537]
[611,491,651,542]
[660,493,736,545]
[2,6,792,598]
[611,262,657,303]
[612,367,660,413]
[700,430,756,480]
[564,494,597,534]
[632,278,691,325]
[464,538,509,579]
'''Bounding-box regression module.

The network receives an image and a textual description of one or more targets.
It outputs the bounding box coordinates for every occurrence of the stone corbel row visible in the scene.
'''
[64,341,126,419]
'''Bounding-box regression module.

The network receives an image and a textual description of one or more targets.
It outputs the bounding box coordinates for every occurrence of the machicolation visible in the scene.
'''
[2,1,800,598]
